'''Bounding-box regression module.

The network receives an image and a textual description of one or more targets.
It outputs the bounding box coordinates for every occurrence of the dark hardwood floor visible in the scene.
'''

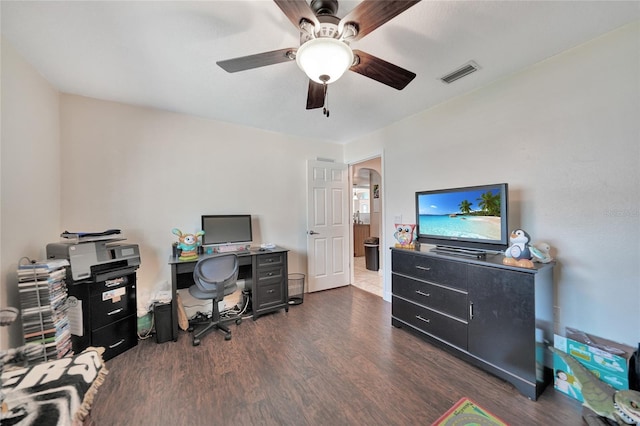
[87,286,583,425]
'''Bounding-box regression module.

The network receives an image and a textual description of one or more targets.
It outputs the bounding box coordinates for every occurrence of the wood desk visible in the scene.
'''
[168,247,289,340]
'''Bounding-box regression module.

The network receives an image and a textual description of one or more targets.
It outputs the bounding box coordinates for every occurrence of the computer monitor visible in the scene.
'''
[201,215,253,246]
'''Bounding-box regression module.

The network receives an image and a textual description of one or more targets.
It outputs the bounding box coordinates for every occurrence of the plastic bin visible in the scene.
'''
[288,273,305,305]
[364,237,380,271]
[137,312,152,334]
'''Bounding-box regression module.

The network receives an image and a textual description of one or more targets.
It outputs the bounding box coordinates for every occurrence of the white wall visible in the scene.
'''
[1,38,61,348]
[347,22,640,346]
[3,21,638,350]
[59,95,344,311]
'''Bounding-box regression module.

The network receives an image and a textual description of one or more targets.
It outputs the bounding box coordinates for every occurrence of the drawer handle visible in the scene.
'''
[415,266,431,271]
[267,289,275,294]
[107,308,124,316]
[415,290,431,297]
[266,272,274,276]
[469,302,474,320]
[266,259,274,263]
[109,338,125,349]
[105,278,125,288]
[416,315,430,324]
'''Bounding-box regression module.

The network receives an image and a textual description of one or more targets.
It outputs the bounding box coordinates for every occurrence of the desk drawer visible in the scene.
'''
[392,297,468,350]
[256,282,284,308]
[392,251,468,291]
[257,253,284,268]
[92,315,137,361]
[256,265,284,284]
[392,274,468,320]
[175,261,196,275]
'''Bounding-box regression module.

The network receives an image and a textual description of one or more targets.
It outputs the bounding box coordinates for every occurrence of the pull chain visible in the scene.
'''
[319,75,330,118]
[322,82,330,118]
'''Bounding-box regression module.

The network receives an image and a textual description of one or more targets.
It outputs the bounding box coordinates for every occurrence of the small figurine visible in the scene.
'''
[503,229,535,268]
[394,223,416,249]
[172,228,204,261]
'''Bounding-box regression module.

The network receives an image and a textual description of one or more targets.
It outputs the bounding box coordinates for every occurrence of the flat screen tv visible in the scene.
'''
[415,183,509,252]
[201,215,253,246]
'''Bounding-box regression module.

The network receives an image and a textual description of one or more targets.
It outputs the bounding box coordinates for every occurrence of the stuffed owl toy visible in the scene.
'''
[394,224,416,249]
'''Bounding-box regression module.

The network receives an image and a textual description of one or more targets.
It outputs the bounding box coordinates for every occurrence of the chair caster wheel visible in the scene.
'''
[187,326,194,332]
[235,318,242,325]
[192,338,200,346]
[224,333,232,341]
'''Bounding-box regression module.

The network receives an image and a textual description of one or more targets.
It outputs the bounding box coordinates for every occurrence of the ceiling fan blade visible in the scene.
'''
[306,80,325,110]
[339,0,421,41]
[350,50,416,90]
[217,48,295,73]
[274,0,320,30]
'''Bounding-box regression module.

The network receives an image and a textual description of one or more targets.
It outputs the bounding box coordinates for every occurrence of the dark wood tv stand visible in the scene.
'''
[391,247,554,400]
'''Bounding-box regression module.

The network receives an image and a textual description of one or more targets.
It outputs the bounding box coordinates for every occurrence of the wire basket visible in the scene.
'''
[288,273,305,305]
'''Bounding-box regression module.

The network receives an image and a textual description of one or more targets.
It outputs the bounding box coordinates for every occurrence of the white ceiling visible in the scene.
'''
[2,1,639,144]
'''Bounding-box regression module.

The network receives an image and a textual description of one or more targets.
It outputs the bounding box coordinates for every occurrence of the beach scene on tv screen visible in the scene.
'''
[418,188,502,241]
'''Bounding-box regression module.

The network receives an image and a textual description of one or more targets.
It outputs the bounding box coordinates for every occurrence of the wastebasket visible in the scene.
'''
[288,273,305,305]
[364,237,380,271]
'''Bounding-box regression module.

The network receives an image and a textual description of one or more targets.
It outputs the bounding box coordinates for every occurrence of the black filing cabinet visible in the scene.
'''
[67,267,138,361]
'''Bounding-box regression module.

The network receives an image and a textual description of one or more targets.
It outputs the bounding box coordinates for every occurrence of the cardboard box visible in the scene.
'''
[553,329,634,402]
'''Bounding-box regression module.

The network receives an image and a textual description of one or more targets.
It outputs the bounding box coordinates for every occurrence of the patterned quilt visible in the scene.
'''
[1,348,108,425]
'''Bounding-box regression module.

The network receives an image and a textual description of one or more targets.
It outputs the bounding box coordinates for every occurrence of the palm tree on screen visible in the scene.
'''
[459,200,472,214]
[478,192,501,216]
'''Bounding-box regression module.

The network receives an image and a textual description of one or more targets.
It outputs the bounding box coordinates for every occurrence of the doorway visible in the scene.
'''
[306,159,350,293]
[350,158,383,297]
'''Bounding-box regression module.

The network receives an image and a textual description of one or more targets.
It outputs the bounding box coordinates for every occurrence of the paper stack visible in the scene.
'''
[17,258,73,362]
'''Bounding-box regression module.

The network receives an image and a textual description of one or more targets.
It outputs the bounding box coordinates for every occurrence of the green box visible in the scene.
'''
[553,333,632,402]
[137,312,152,334]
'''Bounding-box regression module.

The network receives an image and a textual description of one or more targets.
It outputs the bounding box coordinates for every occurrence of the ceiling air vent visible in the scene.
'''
[440,61,480,84]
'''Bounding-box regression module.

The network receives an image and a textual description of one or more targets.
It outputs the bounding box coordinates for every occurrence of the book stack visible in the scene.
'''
[17,258,73,362]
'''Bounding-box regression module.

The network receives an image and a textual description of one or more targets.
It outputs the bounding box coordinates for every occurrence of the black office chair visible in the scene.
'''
[189,253,242,346]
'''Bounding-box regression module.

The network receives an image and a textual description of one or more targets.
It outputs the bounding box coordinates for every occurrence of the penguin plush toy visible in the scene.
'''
[503,229,535,268]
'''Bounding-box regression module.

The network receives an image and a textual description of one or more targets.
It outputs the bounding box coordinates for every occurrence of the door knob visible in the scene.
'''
[308,230,319,235]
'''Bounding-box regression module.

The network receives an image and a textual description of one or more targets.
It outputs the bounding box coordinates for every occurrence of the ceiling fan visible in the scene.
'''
[217,0,421,116]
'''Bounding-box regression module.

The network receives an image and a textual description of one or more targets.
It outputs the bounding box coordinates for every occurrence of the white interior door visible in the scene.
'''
[307,159,350,292]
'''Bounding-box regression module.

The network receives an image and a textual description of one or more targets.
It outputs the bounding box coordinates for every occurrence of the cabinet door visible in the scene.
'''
[467,265,536,383]
[353,224,370,257]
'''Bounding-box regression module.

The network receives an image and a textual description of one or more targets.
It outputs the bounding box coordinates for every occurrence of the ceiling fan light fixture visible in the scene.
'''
[296,37,353,84]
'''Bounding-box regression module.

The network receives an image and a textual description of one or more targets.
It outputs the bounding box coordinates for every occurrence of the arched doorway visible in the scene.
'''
[350,158,382,296]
